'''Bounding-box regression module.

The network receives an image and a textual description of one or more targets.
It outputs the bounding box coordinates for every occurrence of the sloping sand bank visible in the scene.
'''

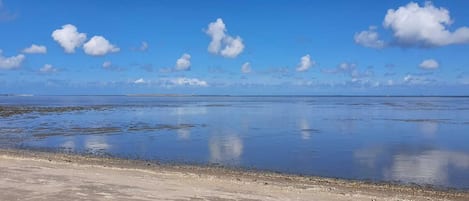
[0,149,468,201]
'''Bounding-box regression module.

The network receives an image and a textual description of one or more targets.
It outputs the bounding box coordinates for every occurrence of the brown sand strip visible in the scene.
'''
[0,149,468,201]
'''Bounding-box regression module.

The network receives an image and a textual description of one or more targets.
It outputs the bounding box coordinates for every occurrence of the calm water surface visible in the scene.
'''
[1,96,469,188]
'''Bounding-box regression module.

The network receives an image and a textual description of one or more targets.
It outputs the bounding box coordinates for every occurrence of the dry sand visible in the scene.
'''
[0,149,468,201]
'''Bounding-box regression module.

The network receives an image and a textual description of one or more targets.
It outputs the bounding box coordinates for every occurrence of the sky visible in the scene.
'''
[0,0,468,95]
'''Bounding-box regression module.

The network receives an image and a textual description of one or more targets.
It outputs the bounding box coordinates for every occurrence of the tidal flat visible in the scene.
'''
[1,96,469,190]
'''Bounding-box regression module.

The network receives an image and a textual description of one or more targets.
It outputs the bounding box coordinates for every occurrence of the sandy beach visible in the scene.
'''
[0,149,468,201]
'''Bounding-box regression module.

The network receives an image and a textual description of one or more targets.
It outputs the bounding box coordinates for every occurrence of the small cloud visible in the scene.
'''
[0,50,25,70]
[170,77,208,87]
[296,54,315,72]
[241,62,251,73]
[384,2,469,47]
[322,62,357,74]
[175,53,191,71]
[419,59,439,70]
[39,64,57,73]
[205,18,245,58]
[322,62,373,80]
[354,26,385,49]
[132,41,148,52]
[102,61,112,69]
[403,74,436,85]
[101,61,125,71]
[51,24,87,53]
[134,78,146,84]
[22,44,47,54]
[83,36,120,56]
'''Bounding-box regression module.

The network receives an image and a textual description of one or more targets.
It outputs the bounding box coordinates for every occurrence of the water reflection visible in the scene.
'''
[209,135,243,165]
[171,107,207,116]
[84,136,110,154]
[2,96,469,188]
[386,150,469,185]
[299,119,311,140]
[177,128,191,140]
[60,138,76,152]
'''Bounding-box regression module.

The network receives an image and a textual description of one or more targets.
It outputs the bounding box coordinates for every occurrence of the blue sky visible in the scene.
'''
[0,0,468,95]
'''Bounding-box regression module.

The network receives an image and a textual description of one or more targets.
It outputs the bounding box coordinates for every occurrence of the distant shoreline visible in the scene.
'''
[0,148,468,200]
[1,94,469,98]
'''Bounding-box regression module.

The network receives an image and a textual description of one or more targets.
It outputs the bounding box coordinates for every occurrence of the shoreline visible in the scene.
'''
[1,148,468,201]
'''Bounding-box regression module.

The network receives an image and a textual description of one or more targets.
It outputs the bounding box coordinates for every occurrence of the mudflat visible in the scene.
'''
[0,149,468,201]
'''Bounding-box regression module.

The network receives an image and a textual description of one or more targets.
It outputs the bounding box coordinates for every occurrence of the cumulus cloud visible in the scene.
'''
[241,62,251,73]
[39,64,57,73]
[175,53,191,71]
[205,18,245,58]
[354,26,385,49]
[22,44,47,54]
[134,78,146,84]
[83,36,120,56]
[384,2,469,47]
[52,24,87,53]
[296,54,315,72]
[220,36,244,58]
[419,59,439,70]
[0,50,25,70]
[170,77,208,87]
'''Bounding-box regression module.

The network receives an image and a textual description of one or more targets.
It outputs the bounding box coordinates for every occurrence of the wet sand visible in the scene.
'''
[0,149,468,201]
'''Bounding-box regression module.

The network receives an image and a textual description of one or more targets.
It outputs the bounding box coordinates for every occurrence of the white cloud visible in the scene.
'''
[206,18,226,54]
[170,77,208,87]
[51,24,87,53]
[39,64,57,73]
[220,36,245,58]
[296,54,314,72]
[241,62,251,73]
[134,78,146,84]
[403,74,436,85]
[0,50,25,70]
[205,18,244,58]
[102,61,112,68]
[83,36,120,56]
[419,59,439,70]
[384,2,469,47]
[354,26,385,49]
[22,44,47,54]
[175,53,191,71]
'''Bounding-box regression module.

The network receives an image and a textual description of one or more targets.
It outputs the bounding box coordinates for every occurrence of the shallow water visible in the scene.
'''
[1,96,469,188]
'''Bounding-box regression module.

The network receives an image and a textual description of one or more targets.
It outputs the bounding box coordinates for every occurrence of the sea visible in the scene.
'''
[1,95,469,189]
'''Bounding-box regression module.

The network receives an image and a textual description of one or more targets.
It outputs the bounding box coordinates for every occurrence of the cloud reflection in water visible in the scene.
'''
[84,136,111,154]
[386,150,469,185]
[209,135,243,165]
